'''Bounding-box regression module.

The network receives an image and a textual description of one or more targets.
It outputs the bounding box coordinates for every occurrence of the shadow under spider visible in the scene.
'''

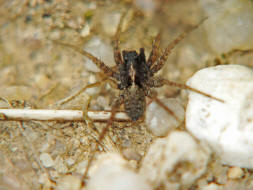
[52,12,223,187]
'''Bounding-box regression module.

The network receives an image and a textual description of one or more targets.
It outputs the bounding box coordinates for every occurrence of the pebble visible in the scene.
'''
[140,131,210,190]
[83,37,114,73]
[40,153,54,168]
[101,12,121,35]
[87,153,151,190]
[199,0,253,54]
[227,167,244,179]
[56,175,81,190]
[145,98,185,137]
[186,64,253,168]
[202,183,222,190]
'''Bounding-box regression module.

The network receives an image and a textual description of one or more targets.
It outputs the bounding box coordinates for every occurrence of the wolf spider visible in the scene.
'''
[54,13,222,186]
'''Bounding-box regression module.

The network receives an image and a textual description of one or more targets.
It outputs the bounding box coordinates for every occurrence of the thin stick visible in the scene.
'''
[0,109,129,122]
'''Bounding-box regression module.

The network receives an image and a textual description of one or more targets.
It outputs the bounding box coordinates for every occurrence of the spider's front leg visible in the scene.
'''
[147,32,161,68]
[112,12,127,65]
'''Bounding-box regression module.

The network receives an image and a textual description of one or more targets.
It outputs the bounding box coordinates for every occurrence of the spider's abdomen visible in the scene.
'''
[123,87,146,121]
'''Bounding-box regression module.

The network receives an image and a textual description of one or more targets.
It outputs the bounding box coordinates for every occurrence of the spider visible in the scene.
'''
[53,13,223,186]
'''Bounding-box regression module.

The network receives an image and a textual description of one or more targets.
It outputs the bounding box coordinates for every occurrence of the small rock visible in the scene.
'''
[101,12,121,35]
[145,98,184,137]
[122,148,142,161]
[140,131,210,190]
[83,37,114,73]
[87,153,151,190]
[227,167,244,179]
[134,0,156,16]
[66,158,75,166]
[199,0,253,54]
[186,64,253,168]
[202,183,222,190]
[56,175,81,190]
[55,156,68,174]
[40,153,54,168]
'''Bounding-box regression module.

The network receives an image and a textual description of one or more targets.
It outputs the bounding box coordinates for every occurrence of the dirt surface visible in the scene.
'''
[1,0,253,189]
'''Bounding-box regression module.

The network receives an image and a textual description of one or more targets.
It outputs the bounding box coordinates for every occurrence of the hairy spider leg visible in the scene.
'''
[147,93,181,122]
[147,32,161,67]
[55,78,117,106]
[162,79,224,102]
[113,11,127,65]
[53,40,115,77]
[148,77,224,103]
[150,18,207,75]
[82,96,110,152]
[81,97,123,187]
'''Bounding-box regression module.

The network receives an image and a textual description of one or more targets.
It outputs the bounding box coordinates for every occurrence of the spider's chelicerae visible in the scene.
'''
[54,13,222,185]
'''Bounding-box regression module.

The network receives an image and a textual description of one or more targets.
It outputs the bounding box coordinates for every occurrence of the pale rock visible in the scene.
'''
[186,64,253,168]
[227,167,244,179]
[55,156,68,174]
[87,153,151,190]
[40,153,54,168]
[202,183,222,190]
[140,131,210,190]
[146,98,185,137]
[83,37,114,73]
[56,175,81,190]
[199,0,253,54]
[101,12,121,35]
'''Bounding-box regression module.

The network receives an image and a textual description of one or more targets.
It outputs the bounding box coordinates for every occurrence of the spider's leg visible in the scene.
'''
[82,96,113,152]
[147,32,161,68]
[113,12,127,65]
[53,40,115,77]
[147,77,224,102]
[147,91,180,122]
[55,78,117,107]
[81,96,123,187]
[150,18,207,75]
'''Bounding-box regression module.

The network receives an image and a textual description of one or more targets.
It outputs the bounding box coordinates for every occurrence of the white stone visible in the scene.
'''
[186,64,253,168]
[199,0,253,54]
[87,153,151,190]
[145,98,185,137]
[102,12,121,35]
[83,37,114,73]
[40,153,54,168]
[202,183,222,190]
[227,167,244,179]
[140,131,210,190]
[56,175,81,190]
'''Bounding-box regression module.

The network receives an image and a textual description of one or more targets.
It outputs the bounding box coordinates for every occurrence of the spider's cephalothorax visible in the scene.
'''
[117,48,150,121]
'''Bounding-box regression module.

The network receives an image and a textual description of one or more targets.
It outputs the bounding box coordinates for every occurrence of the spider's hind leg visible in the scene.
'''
[147,91,181,122]
[81,96,123,186]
